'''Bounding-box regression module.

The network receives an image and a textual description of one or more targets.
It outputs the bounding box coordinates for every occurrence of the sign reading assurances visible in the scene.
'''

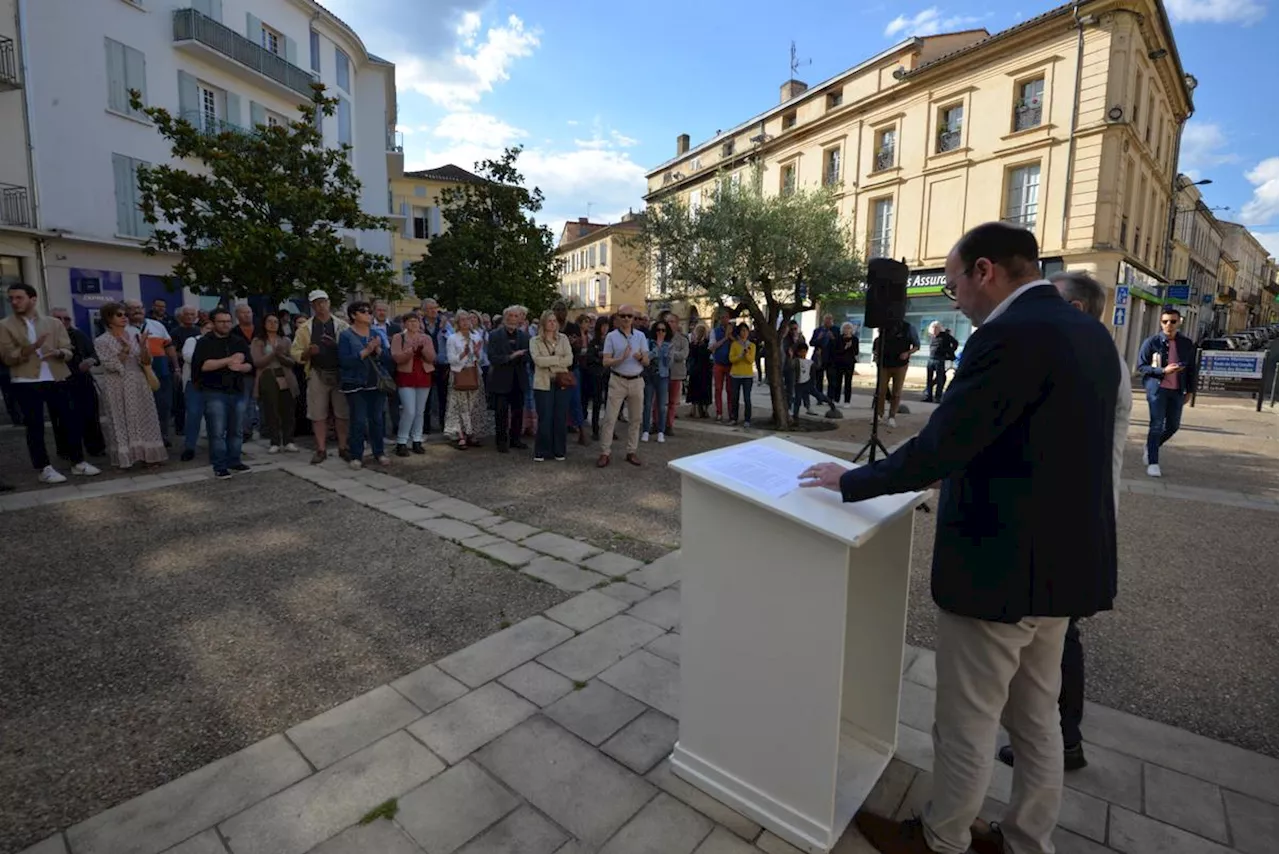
[1197,352,1265,394]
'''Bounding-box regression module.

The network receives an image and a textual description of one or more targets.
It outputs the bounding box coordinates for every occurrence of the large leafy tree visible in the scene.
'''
[130,86,398,307]
[637,172,864,427]
[409,147,559,316]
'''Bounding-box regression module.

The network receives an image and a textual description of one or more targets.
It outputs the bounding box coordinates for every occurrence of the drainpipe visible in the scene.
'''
[15,0,49,310]
[1059,4,1088,253]
[1163,111,1192,282]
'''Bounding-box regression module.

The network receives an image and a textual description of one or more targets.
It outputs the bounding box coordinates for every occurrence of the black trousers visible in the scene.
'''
[426,373,448,433]
[925,358,948,401]
[493,384,524,446]
[13,381,82,470]
[1060,617,1084,747]
[52,373,105,458]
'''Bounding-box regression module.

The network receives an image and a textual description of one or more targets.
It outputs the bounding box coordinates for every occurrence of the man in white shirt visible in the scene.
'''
[596,304,651,467]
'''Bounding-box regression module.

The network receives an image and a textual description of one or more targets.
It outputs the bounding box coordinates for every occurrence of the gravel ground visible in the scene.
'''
[0,424,209,494]
[0,472,569,854]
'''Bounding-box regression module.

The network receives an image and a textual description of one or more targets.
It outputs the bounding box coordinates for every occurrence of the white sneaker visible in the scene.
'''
[71,462,101,477]
[284,443,300,453]
[887,416,898,428]
[349,459,363,470]
[1146,463,1162,477]
[267,445,280,454]
[641,431,650,442]
[657,432,665,444]
[39,465,67,484]
[376,455,391,466]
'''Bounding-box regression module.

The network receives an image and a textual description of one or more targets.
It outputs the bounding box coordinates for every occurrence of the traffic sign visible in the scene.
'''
[1113,306,1127,327]
[1115,286,1130,307]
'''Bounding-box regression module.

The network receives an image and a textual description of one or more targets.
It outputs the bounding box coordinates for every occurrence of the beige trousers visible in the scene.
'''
[923,610,1070,854]
[599,373,644,456]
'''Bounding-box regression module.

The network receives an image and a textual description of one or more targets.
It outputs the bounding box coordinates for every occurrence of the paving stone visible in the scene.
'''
[66,734,310,854]
[1108,806,1233,854]
[522,557,609,592]
[903,649,936,689]
[476,716,655,848]
[218,731,444,854]
[497,661,575,707]
[415,517,485,542]
[392,663,470,714]
[897,679,935,734]
[389,484,449,504]
[341,485,390,504]
[692,827,757,854]
[893,723,934,772]
[353,471,406,490]
[600,650,681,717]
[486,520,541,541]
[372,498,417,514]
[428,497,494,522]
[893,765,1013,819]
[599,582,655,605]
[316,477,361,492]
[599,792,713,854]
[437,616,575,687]
[626,588,682,631]
[582,552,646,576]
[861,759,917,818]
[520,532,604,564]
[1084,701,1278,805]
[19,836,69,854]
[286,684,423,769]
[383,503,443,523]
[456,806,568,854]
[545,590,631,631]
[626,551,681,591]
[307,820,424,854]
[1143,763,1229,844]
[159,830,224,854]
[1222,789,1279,854]
[397,760,521,854]
[538,615,667,682]
[408,683,537,764]
[601,709,678,775]
[472,540,539,567]
[459,533,504,550]
[545,680,647,746]
[646,760,762,842]
[1057,784,1109,843]
[1061,741,1144,812]
[644,633,681,665]
[471,515,506,529]
[1050,828,1113,854]
[755,832,804,854]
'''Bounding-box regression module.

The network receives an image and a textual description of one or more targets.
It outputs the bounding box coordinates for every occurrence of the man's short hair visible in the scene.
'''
[6,282,36,298]
[1161,306,1182,319]
[1050,271,1107,321]
[954,222,1040,276]
[210,308,232,321]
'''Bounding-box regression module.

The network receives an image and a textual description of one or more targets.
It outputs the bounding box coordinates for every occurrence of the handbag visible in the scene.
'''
[142,363,161,392]
[554,371,576,389]
[375,360,397,395]
[454,365,480,391]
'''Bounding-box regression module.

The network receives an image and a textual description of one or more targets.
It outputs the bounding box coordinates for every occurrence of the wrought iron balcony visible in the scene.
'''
[387,129,404,153]
[1013,101,1042,131]
[1003,212,1037,230]
[0,183,31,228]
[179,109,248,136]
[173,8,315,98]
[937,129,962,153]
[874,148,895,172]
[0,35,19,90]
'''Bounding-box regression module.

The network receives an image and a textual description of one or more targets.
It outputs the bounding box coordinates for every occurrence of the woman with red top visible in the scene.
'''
[391,313,436,456]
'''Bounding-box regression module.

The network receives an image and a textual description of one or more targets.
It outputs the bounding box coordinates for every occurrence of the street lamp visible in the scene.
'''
[1178,177,1213,189]
[1164,177,1215,279]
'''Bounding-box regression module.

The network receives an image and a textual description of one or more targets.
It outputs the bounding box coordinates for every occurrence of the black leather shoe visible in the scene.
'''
[997,742,1088,772]
[180,449,195,462]
[411,442,425,454]
[395,444,410,457]
[510,440,528,450]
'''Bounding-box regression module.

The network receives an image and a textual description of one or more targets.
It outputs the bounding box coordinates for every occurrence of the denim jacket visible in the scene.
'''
[1136,332,1198,396]
[338,328,379,392]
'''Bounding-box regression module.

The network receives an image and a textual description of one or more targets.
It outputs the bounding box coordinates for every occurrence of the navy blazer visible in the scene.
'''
[486,325,531,395]
[839,284,1119,622]
[1136,332,1197,396]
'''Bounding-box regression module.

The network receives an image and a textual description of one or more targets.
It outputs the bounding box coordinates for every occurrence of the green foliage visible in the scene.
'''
[130,87,398,307]
[636,171,864,426]
[409,147,559,316]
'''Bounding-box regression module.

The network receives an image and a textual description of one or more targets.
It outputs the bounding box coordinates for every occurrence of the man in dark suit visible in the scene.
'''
[50,308,106,459]
[800,223,1119,854]
[486,306,530,453]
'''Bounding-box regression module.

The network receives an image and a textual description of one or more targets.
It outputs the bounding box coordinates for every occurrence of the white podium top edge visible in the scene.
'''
[669,436,927,548]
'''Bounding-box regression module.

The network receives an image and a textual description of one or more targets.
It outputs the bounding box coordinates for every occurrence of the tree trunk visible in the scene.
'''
[757,321,790,428]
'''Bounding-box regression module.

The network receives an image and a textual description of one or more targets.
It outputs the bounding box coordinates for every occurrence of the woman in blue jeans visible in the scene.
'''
[338,301,390,469]
[642,320,674,443]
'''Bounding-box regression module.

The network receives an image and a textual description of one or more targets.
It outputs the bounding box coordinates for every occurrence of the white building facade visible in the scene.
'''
[0,0,395,329]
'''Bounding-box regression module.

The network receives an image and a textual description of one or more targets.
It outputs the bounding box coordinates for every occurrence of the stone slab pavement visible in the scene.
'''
[12,462,1276,854]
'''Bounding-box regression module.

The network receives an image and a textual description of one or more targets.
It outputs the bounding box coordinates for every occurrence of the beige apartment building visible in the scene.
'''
[554,213,647,317]
[644,0,1194,368]
[1219,222,1273,332]
[388,164,485,314]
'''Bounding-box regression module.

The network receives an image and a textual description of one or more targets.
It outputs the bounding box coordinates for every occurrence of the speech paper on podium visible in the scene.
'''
[697,442,835,499]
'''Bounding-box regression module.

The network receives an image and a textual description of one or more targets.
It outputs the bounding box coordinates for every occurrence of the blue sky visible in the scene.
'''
[324,0,1279,256]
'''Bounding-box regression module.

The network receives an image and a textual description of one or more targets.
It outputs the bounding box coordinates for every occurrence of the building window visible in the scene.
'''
[589,245,597,267]
[782,111,797,129]
[826,90,843,110]
[412,206,428,239]
[197,83,224,132]
[721,140,735,158]
[1120,215,1129,249]
[1155,115,1164,160]
[309,30,320,73]
[112,153,151,238]
[823,147,841,187]
[401,261,413,285]
[690,157,702,171]
[1013,77,1044,131]
[689,188,702,217]
[1132,72,1142,128]
[600,240,608,266]
[1144,94,1154,144]
[336,48,351,92]
[265,111,285,128]
[105,38,147,118]
[873,127,896,172]
[413,186,426,197]
[1004,164,1041,229]
[261,24,282,56]
[937,104,963,153]
[780,163,796,197]
[869,198,893,258]
[337,97,352,147]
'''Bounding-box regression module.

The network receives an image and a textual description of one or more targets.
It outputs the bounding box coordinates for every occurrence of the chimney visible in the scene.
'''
[578,216,588,237]
[780,79,808,103]
[676,133,690,155]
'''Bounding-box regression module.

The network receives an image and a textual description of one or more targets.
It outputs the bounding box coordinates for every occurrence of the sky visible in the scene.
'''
[322,0,1280,257]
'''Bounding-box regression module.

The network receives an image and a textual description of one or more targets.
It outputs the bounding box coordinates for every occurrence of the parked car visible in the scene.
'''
[1199,338,1238,351]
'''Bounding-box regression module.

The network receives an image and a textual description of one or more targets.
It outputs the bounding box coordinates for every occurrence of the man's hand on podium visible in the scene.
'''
[798,462,846,493]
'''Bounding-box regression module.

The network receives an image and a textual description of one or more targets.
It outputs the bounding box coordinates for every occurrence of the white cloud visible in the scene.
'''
[1177,121,1239,179]
[393,15,539,109]
[1166,0,1266,24]
[1250,231,1279,258]
[431,111,526,148]
[1239,158,1279,226]
[884,7,982,37]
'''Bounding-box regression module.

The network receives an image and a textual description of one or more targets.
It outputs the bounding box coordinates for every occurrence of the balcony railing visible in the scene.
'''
[0,183,31,228]
[874,148,895,172]
[868,236,891,259]
[937,129,962,153]
[1013,101,1042,131]
[0,35,19,90]
[173,8,315,97]
[180,109,248,136]
[387,129,404,153]
[1004,211,1037,230]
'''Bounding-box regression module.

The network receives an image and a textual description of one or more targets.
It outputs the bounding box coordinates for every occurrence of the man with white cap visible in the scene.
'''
[291,289,350,463]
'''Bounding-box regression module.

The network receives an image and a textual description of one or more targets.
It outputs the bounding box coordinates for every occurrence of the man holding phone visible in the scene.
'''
[1135,307,1197,478]
[291,289,350,464]
[597,305,651,467]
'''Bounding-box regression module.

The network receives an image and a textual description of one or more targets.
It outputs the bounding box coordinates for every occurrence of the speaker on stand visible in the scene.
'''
[853,258,909,465]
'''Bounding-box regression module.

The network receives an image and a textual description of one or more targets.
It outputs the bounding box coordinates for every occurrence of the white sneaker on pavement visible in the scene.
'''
[886,416,898,428]
[71,462,101,477]
[657,432,665,444]
[39,465,68,484]
[641,431,650,442]
[284,443,300,453]
[349,459,363,470]
[1146,463,1162,477]
[267,445,280,454]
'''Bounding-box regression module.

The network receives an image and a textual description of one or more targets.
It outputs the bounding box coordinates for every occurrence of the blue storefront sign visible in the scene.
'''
[1166,284,1191,302]
[1112,306,1126,327]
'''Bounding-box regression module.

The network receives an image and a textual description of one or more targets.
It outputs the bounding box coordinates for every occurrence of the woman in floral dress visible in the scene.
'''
[444,310,490,447]
[93,302,168,468]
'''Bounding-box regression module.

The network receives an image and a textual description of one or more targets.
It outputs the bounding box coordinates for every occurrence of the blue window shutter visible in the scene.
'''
[112,154,133,236]
[250,101,266,127]
[429,206,441,236]
[246,13,262,42]
[309,30,320,73]
[225,91,241,128]
[209,0,223,22]
[284,36,297,66]
[124,46,147,115]
[134,159,152,237]
[177,70,198,123]
[105,39,126,113]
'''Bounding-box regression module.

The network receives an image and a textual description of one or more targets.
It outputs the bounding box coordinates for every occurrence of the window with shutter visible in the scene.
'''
[105,39,147,117]
[337,97,352,147]
[336,49,351,92]
[600,241,608,266]
[112,153,151,238]
[869,198,893,258]
[309,30,320,73]
[429,207,442,236]
[1004,164,1041,229]
[589,245,596,267]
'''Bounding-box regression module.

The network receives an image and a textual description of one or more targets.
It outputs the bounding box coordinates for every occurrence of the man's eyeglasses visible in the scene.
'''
[942,266,971,302]
[354,308,371,314]
[618,313,634,319]
[1161,319,1179,325]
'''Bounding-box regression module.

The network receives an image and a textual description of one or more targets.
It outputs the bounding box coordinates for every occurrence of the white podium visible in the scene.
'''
[668,437,925,853]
